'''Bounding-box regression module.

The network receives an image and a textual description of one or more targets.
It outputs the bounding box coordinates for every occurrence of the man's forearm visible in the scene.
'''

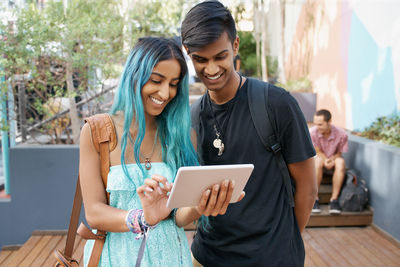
[288,157,317,232]
[294,188,316,232]
[329,152,342,160]
[174,207,201,228]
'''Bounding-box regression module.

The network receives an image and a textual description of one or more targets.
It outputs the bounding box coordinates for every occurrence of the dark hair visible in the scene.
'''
[136,37,188,80]
[315,109,332,122]
[181,0,237,53]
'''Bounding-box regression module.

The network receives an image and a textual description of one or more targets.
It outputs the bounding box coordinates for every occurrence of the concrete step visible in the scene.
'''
[307,205,373,227]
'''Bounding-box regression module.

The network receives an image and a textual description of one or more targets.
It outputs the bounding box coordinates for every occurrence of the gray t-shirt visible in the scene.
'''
[191,79,315,267]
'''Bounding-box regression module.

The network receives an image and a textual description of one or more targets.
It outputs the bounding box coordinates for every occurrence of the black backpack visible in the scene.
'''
[339,169,369,212]
[191,78,295,207]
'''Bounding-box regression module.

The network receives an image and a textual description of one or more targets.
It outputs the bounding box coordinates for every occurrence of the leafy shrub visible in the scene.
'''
[237,31,279,80]
[238,31,258,76]
[358,114,400,147]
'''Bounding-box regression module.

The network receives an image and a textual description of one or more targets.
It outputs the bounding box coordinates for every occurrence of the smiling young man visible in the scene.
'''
[181,1,317,266]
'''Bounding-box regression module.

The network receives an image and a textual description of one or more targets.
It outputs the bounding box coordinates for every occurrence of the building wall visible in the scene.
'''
[0,146,83,249]
[281,0,400,241]
[284,0,400,131]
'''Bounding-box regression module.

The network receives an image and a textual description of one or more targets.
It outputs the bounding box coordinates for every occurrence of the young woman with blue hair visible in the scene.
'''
[79,37,240,267]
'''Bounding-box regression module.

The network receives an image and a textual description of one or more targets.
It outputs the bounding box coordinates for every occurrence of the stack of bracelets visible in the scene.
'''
[125,209,158,239]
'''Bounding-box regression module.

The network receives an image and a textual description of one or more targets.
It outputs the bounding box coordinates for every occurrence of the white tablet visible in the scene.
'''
[166,164,254,209]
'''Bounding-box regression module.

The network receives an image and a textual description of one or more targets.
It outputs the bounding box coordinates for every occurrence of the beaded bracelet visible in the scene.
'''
[125,209,158,239]
[125,209,142,234]
[139,212,158,230]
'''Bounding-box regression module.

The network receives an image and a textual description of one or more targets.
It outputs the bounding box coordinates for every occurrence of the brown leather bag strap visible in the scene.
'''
[99,142,111,202]
[62,113,116,263]
[85,113,117,191]
[64,177,83,258]
[87,233,106,267]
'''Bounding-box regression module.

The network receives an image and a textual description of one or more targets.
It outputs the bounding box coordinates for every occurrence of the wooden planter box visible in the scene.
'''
[290,92,317,122]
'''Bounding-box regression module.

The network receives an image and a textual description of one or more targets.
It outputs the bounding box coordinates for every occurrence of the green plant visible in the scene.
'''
[1,0,190,144]
[238,31,258,76]
[128,0,187,39]
[0,0,125,143]
[237,31,278,79]
[358,114,400,147]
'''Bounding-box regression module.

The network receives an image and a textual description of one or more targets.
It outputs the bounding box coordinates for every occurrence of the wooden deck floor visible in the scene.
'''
[1,227,400,266]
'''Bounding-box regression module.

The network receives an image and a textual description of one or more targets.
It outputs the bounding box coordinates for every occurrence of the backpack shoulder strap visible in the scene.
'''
[247,78,295,207]
[84,113,117,190]
[190,95,206,154]
[190,95,205,131]
[247,78,275,151]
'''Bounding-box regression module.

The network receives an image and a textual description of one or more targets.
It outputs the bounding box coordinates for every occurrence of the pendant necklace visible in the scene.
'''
[207,74,242,156]
[129,129,158,170]
[141,130,158,170]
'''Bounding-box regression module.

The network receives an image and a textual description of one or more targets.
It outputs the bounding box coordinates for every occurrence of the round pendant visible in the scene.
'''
[144,158,151,170]
[213,138,222,148]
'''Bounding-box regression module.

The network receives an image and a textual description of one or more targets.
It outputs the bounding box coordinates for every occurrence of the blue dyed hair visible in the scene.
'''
[110,37,198,179]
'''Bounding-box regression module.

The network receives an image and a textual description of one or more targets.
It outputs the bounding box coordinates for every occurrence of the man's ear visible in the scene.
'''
[233,35,240,56]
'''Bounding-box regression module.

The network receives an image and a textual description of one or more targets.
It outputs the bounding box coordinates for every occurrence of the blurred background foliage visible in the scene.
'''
[355,114,400,148]
[1,0,397,147]
[0,0,192,143]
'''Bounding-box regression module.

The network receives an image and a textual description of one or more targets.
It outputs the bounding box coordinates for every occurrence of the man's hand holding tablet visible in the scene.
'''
[195,178,246,217]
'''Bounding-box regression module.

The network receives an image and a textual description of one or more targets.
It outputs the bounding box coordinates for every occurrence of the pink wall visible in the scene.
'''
[285,0,350,129]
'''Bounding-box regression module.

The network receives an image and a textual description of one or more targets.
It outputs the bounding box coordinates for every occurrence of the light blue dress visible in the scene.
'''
[83,163,193,267]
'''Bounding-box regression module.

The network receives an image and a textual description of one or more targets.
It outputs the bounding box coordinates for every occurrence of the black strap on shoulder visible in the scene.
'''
[191,96,201,128]
[190,95,205,135]
[247,78,295,207]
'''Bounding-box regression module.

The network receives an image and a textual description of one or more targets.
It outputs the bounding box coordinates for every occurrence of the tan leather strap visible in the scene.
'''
[99,142,110,203]
[85,113,117,152]
[87,234,106,267]
[84,114,116,266]
[76,224,106,267]
[62,113,116,265]
[64,177,83,258]
[54,249,79,267]
[85,113,117,198]
[77,222,106,240]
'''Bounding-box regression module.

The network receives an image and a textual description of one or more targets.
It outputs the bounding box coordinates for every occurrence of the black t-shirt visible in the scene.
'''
[191,79,316,267]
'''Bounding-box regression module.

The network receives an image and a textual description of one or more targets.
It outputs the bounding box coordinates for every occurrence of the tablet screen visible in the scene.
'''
[166,164,254,209]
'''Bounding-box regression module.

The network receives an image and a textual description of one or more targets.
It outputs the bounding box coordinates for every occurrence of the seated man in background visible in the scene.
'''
[310,109,348,214]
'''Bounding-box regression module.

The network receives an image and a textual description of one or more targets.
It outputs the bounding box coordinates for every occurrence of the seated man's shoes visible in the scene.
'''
[329,199,342,214]
[312,200,321,213]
